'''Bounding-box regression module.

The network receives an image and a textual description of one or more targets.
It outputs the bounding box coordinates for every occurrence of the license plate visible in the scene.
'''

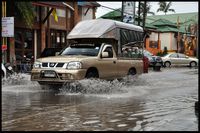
[44,71,56,77]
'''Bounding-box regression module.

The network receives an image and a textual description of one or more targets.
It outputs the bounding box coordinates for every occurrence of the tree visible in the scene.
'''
[157,2,175,15]
[139,2,155,16]
[135,2,155,26]
[15,2,35,28]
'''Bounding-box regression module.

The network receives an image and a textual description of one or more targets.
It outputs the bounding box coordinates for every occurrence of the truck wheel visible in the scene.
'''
[128,68,136,75]
[86,69,99,78]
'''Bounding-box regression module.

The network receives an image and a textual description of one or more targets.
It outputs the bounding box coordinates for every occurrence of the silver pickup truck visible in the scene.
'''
[31,19,145,87]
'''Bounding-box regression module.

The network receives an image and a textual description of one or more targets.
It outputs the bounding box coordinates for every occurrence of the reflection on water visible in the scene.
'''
[2,68,198,131]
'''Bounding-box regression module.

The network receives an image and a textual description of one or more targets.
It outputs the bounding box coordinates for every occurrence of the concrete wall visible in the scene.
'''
[149,32,158,41]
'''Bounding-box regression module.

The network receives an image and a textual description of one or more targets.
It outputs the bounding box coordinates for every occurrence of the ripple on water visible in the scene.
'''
[82,120,101,125]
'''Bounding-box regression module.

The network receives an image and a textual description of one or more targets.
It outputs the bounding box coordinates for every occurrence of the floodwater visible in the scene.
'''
[1,67,198,131]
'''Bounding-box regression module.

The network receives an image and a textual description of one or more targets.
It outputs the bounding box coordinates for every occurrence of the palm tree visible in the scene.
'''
[136,2,155,26]
[15,2,35,28]
[157,2,175,15]
[139,2,155,16]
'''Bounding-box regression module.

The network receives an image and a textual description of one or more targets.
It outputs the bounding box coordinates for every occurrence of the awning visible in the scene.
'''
[32,2,71,10]
[78,2,100,7]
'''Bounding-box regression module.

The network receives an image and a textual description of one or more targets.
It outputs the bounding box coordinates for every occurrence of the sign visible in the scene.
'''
[2,45,7,51]
[2,17,14,37]
[122,2,135,24]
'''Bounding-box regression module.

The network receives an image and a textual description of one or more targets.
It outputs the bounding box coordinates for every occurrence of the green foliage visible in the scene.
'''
[15,2,36,28]
[157,1,175,15]
[162,46,168,56]
[156,52,162,56]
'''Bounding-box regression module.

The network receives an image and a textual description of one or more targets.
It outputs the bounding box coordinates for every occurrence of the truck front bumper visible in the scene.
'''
[31,68,87,84]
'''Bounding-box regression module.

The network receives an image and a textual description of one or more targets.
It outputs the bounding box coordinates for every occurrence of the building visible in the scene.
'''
[2,1,100,71]
[100,11,198,57]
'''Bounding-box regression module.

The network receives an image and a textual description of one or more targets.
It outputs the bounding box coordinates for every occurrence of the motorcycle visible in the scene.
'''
[4,63,15,77]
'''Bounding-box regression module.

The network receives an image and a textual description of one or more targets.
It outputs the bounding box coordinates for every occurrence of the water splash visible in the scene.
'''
[2,73,30,86]
[59,78,127,94]
[58,75,149,97]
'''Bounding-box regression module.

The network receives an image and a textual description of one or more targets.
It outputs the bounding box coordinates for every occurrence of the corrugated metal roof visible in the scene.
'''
[150,19,177,27]
[156,26,179,33]
[145,23,157,29]
[99,9,198,33]
[146,12,198,24]
[78,2,100,7]
[100,8,122,19]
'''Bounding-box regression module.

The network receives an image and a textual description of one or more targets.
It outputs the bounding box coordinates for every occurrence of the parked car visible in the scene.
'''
[143,50,163,67]
[161,53,198,67]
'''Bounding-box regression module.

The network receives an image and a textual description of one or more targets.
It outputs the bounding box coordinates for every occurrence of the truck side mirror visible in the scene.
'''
[102,52,109,58]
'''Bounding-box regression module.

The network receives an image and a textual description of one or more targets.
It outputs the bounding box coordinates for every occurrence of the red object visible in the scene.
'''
[2,45,7,51]
[143,56,149,73]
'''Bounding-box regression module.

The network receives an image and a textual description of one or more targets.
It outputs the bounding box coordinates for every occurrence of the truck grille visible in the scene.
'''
[42,62,65,68]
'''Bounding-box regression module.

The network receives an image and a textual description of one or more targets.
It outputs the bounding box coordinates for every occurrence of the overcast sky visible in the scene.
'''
[96,2,199,18]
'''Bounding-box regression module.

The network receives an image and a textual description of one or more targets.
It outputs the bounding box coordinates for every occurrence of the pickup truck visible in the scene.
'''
[31,42,143,85]
[31,19,145,87]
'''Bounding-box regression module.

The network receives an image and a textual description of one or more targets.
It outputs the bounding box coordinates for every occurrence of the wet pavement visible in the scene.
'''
[1,67,198,131]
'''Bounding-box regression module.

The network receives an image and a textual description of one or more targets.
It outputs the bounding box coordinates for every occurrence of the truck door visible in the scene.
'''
[99,45,118,79]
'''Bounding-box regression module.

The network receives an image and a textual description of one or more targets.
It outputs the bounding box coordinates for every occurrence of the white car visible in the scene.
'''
[161,53,198,67]
[2,63,7,79]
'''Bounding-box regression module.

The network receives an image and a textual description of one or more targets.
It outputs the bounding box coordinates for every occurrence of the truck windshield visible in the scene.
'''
[60,43,101,56]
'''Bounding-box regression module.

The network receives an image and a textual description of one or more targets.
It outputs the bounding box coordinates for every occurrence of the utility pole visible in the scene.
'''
[142,1,147,29]
[177,16,180,53]
[2,1,7,64]
[138,1,141,26]
[121,1,124,22]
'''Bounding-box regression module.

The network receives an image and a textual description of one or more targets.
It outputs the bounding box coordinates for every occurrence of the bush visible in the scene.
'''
[156,52,162,56]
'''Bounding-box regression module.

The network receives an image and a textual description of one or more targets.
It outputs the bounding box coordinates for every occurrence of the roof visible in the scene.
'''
[156,26,179,33]
[99,10,198,33]
[32,2,67,9]
[146,12,198,24]
[150,19,177,27]
[100,8,122,19]
[145,23,157,29]
[78,2,100,7]
[67,19,143,39]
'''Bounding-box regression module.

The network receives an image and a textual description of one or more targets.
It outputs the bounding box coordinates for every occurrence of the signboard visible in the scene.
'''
[2,45,7,51]
[2,17,14,37]
[122,2,135,24]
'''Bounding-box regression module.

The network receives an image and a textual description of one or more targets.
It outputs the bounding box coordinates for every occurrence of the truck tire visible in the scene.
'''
[128,68,136,75]
[86,68,99,78]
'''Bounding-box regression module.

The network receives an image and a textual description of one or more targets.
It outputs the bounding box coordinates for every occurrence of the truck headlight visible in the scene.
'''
[33,61,42,68]
[66,62,82,69]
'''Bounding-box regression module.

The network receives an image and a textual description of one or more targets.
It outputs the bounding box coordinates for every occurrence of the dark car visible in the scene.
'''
[143,50,163,67]
[40,48,63,58]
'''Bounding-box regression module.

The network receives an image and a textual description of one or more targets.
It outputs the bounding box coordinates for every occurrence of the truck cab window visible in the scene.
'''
[104,47,113,58]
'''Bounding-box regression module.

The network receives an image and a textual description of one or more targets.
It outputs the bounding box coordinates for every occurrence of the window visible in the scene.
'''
[169,54,178,58]
[55,9,66,17]
[104,46,113,58]
[178,53,186,58]
[149,41,158,48]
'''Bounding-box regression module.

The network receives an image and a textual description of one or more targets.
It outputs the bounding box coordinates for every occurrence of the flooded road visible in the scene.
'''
[2,67,198,131]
